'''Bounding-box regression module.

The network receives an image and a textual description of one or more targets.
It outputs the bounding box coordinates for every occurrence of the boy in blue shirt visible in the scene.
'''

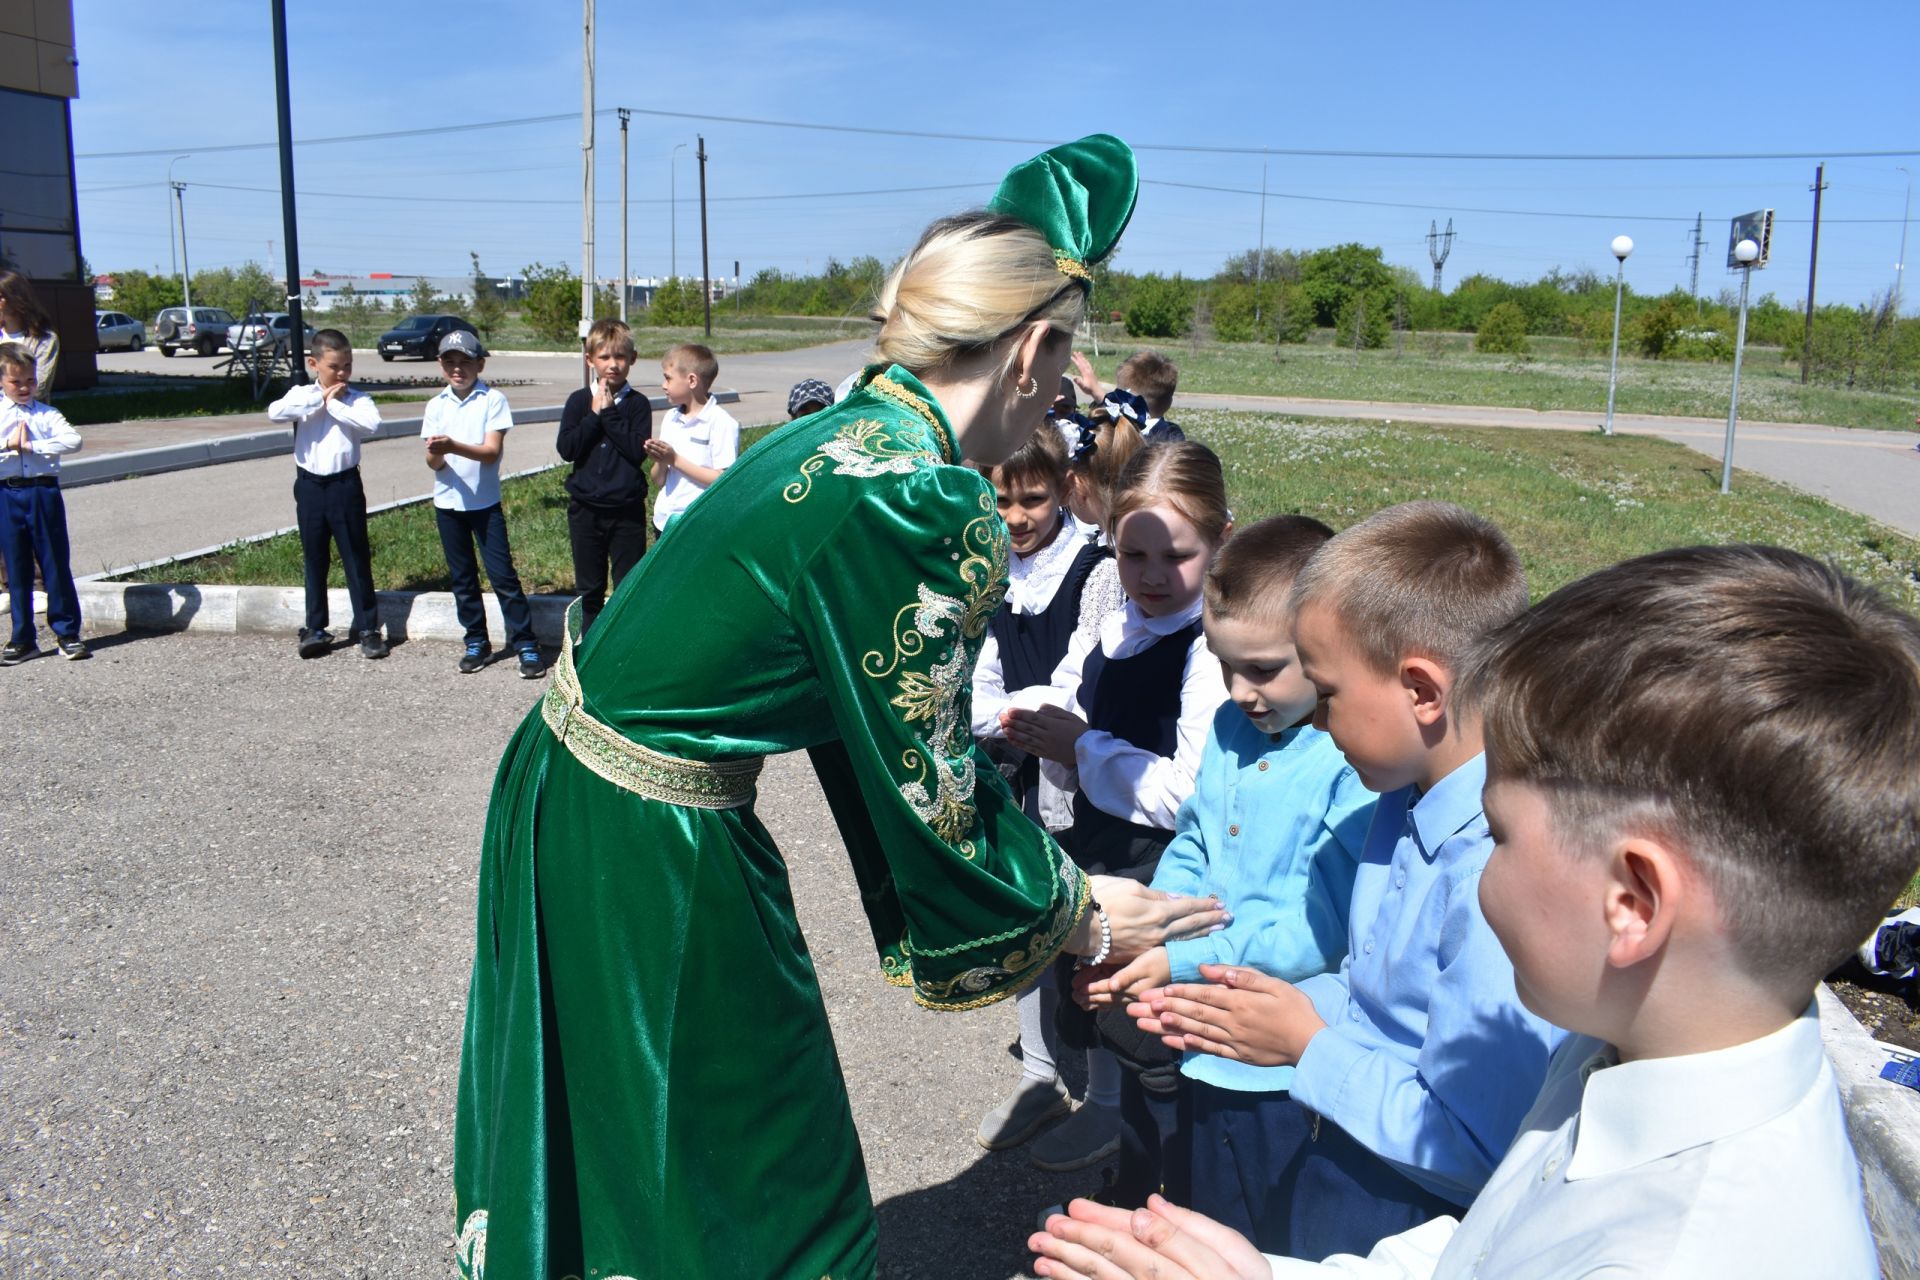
[1117,502,1560,1260]
[1089,515,1375,1246]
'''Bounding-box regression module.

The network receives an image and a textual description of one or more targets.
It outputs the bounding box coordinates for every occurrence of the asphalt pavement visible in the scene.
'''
[0,630,1092,1278]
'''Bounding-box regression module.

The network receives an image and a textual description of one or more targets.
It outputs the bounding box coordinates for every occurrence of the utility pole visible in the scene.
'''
[1426,219,1454,293]
[270,0,306,380]
[173,181,192,307]
[579,0,595,385]
[618,107,630,323]
[1254,161,1267,325]
[670,142,687,280]
[697,134,712,338]
[1686,213,1704,309]
[1894,166,1912,317]
[1802,163,1827,384]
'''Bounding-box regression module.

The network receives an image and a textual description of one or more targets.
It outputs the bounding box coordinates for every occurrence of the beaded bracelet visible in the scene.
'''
[1086,899,1113,967]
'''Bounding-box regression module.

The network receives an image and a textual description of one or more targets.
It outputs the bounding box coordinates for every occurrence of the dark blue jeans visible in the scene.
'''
[1,480,80,647]
[434,503,535,648]
[1184,1079,1461,1260]
[294,466,378,635]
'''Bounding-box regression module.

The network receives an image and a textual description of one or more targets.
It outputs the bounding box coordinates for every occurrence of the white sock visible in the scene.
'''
[1017,981,1061,1086]
[1085,1048,1123,1111]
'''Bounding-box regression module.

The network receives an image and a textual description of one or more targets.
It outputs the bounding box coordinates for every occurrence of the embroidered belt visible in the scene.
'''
[541,610,762,810]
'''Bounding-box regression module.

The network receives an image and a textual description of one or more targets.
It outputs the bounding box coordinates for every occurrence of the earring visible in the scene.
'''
[1015,376,1040,399]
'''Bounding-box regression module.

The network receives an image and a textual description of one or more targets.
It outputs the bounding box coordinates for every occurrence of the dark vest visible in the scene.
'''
[985,540,1106,813]
[1067,620,1202,878]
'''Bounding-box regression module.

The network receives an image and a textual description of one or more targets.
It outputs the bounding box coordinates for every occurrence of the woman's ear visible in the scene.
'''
[1010,321,1066,391]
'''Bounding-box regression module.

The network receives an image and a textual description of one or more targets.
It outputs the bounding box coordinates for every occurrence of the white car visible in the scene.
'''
[95,311,146,352]
[227,312,313,354]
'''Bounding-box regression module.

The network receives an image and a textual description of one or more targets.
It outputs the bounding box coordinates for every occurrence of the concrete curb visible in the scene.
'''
[1818,984,1920,1277]
[61,390,741,490]
[15,581,577,646]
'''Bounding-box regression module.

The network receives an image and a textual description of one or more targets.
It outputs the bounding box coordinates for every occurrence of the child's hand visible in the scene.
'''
[999,704,1089,765]
[1068,351,1105,402]
[320,380,348,402]
[1068,961,1121,1011]
[1091,946,1171,1007]
[643,438,676,464]
[424,434,453,457]
[4,423,26,453]
[592,379,615,414]
[1030,1194,1273,1280]
[1128,964,1325,1067]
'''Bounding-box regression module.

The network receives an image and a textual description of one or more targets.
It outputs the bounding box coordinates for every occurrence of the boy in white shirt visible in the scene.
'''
[266,329,387,659]
[645,343,738,531]
[0,343,85,663]
[1030,544,1916,1280]
[423,330,542,679]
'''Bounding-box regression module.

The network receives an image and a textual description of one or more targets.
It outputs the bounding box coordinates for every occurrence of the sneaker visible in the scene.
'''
[457,640,492,674]
[516,644,546,680]
[1028,1101,1121,1173]
[976,1077,1071,1151]
[298,628,333,659]
[0,642,36,666]
[55,637,90,661]
[357,630,390,660]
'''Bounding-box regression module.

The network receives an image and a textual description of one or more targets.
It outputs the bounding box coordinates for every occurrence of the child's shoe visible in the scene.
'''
[357,630,390,660]
[517,643,546,680]
[976,1077,1071,1151]
[458,640,492,674]
[0,642,36,666]
[56,637,90,661]
[1028,1101,1121,1172]
[298,628,333,659]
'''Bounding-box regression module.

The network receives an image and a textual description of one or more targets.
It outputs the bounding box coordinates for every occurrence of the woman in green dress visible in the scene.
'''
[453,135,1222,1280]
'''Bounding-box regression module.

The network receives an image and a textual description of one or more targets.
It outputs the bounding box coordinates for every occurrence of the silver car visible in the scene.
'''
[227,312,313,355]
[95,311,146,352]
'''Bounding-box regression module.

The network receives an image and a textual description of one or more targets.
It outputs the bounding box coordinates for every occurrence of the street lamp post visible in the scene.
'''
[1604,235,1633,437]
[173,181,193,308]
[167,154,191,306]
[1720,237,1760,495]
[618,107,630,323]
[1894,166,1912,317]
[670,142,688,281]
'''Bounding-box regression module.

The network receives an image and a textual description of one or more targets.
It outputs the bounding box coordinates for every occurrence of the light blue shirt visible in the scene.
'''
[1290,753,1564,1207]
[423,379,513,511]
[1151,710,1375,1093]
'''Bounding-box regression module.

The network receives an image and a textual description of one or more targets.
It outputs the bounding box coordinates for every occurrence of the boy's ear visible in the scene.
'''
[1401,655,1452,727]
[1602,838,1684,969]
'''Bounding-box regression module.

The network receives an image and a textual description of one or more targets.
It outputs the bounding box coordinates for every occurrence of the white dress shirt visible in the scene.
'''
[1030,596,1226,829]
[974,516,1098,738]
[423,380,514,511]
[0,398,81,478]
[1268,1003,1879,1279]
[267,383,382,476]
[652,398,740,529]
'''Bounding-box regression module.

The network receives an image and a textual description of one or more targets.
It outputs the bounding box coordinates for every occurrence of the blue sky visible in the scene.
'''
[70,1,1920,309]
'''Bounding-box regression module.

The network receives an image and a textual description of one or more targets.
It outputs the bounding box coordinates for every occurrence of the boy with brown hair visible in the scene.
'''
[556,318,651,632]
[1071,349,1185,443]
[1032,543,1914,1279]
[645,342,738,531]
[0,343,85,663]
[1106,502,1561,1260]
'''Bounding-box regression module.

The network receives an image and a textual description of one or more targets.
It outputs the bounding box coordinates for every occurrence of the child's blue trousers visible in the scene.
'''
[1,479,80,648]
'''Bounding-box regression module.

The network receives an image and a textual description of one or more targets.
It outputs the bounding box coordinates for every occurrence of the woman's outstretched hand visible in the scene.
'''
[1084,876,1228,962]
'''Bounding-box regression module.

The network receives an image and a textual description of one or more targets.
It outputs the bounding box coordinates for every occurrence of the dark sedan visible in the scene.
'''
[377,314,479,361]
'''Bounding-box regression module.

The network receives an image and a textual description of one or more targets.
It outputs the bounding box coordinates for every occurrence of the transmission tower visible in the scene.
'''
[1426,219,1455,292]
[1685,212,1704,307]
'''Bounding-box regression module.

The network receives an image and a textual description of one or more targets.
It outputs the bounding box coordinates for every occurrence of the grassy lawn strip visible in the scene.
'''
[121,410,1920,612]
[1075,332,1920,433]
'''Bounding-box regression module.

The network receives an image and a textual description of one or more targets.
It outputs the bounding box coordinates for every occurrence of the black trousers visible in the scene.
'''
[294,466,378,635]
[566,498,649,628]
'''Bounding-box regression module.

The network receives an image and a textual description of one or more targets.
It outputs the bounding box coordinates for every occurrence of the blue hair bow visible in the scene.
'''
[1101,388,1151,427]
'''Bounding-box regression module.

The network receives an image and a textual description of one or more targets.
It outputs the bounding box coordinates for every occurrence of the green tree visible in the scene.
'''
[1217,247,1302,286]
[648,277,703,327]
[521,261,581,343]
[1124,274,1195,339]
[1632,293,1696,359]
[468,252,506,340]
[105,268,182,322]
[331,282,377,344]
[1474,301,1530,354]
[1336,291,1389,350]
[1298,243,1394,328]
[409,275,443,315]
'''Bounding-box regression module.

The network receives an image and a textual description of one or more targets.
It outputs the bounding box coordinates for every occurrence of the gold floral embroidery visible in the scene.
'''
[908,856,1089,1011]
[456,1209,486,1279]
[784,418,941,504]
[869,374,950,457]
[1053,251,1093,281]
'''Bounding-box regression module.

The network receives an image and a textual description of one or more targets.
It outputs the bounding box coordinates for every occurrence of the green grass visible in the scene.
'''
[1077,331,1920,432]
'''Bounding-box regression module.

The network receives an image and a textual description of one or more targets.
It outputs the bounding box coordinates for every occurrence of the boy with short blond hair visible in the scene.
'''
[1117,501,1559,1260]
[556,318,651,632]
[0,343,85,663]
[645,342,738,530]
[1033,543,1914,1278]
[268,328,387,659]
[1115,350,1181,441]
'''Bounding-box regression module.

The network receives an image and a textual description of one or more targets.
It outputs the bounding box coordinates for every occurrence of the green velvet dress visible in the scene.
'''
[453,366,1090,1280]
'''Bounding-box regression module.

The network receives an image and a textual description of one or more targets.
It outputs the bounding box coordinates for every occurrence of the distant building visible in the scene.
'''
[297,272,523,312]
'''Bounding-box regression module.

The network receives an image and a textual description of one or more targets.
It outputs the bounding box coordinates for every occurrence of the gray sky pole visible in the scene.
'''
[270,0,306,382]
[1604,236,1631,436]
[579,0,594,386]
[174,182,191,308]
[618,107,629,323]
[698,135,712,338]
[1720,252,1755,494]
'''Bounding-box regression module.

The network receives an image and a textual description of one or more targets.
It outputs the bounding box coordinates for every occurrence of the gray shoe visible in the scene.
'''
[1027,1101,1121,1172]
[975,1077,1071,1151]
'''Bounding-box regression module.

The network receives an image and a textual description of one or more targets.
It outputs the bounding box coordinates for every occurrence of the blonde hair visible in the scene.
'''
[1107,441,1231,546]
[663,342,718,387]
[1069,407,1146,525]
[873,212,1088,376]
[587,317,637,357]
[1290,500,1527,676]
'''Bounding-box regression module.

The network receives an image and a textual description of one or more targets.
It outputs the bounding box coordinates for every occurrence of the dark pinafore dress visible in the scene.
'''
[986,539,1106,816]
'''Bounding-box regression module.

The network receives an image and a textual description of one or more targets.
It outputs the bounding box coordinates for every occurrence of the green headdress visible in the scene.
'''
[988,133,1139,287]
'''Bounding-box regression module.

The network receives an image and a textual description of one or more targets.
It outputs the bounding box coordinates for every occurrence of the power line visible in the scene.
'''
[78,178,994,206]
[77,106,1920,164]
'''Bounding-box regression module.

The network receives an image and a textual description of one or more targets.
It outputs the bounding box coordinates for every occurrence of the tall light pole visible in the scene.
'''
[579,0,595,384]
[1721,237,1760,495]
[173,180,193,308]
[1603,235,1633,436]
[618,107,630,323]
[1894,166,1912,317]
[166,154,190,289]
[669,142,687,280]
